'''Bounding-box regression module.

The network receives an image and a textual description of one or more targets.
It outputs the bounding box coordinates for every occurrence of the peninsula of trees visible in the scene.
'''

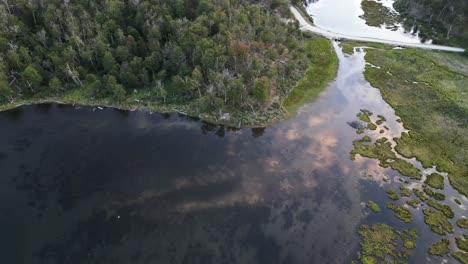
[0,0,330,126]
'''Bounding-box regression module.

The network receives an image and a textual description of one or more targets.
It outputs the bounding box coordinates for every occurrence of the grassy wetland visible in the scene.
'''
[363,47,468,197]
[343,39,467,263]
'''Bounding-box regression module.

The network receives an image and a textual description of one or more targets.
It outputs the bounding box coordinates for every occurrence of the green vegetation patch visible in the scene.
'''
[363,48,468,197]
[377,114,387,122]
[367,201,381,213]
[453,251,468,264]
[360,0,400,28]
[457,218,468,229]
[399,228,417,249]
[400,184,411,197]
[358,223,408,264]
[423,209,453,235]
[339,40,393,55]
[424,187,446,201]
[455,198,462,205]
[357,109,373,123]
[414,189,428,202]
[425,173,445,189]
[428,238,450,256]
[406,199,419,208]
[427,199,454,219]
[0,0,321,127]
[284,37,338,116]
[387,203,412,223]
[456,235,468,252]
[350,136,422,179]
[387,189,399,200]
[368,123,377,130]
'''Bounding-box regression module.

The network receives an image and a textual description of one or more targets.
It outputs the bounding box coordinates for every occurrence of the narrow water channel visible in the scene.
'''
[2,42,464,263]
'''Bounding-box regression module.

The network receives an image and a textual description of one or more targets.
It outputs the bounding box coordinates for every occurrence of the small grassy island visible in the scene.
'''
[428,238,450,256]
[367,200,381,213]
[425,173,445,190]
[0,0,337,127]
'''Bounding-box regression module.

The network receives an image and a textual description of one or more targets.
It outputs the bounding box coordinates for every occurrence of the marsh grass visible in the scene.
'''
[284,37,338,115]
[363,48,468,197]
[428,238,450,256]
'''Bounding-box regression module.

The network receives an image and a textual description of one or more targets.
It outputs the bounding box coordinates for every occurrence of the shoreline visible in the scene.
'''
[0,36,339,129]
[0,97,287,128]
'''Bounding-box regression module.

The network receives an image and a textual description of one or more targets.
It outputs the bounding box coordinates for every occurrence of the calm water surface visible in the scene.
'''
[305,0,426,43]
[0,44,465,263]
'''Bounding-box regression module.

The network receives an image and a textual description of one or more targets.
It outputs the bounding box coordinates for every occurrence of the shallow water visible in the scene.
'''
[0,44,465,264]
[305,0,424,43]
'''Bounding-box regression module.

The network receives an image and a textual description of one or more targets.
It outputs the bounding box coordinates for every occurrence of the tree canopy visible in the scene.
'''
[0,0,309,114]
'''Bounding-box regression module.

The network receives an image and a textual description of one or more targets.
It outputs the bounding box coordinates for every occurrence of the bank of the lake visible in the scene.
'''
[0,37,338,128]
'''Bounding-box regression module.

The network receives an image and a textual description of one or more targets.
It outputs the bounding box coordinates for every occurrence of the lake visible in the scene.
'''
[0,1,466,263]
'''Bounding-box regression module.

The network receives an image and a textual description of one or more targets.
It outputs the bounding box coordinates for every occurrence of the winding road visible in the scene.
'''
[290,6,466,53]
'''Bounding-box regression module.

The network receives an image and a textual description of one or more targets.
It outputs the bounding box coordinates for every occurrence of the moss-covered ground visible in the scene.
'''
[284,37,338,116]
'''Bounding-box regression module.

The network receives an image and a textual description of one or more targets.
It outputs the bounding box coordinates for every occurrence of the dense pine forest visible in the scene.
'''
[394,0,468,48]
[0,0,311,117]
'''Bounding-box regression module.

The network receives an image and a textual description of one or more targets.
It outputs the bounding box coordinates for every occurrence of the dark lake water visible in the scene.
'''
[1,44,465,264]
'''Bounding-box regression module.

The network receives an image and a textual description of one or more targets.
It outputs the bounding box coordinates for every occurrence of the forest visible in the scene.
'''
[394,0,468,48]
[0,0,310,118]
